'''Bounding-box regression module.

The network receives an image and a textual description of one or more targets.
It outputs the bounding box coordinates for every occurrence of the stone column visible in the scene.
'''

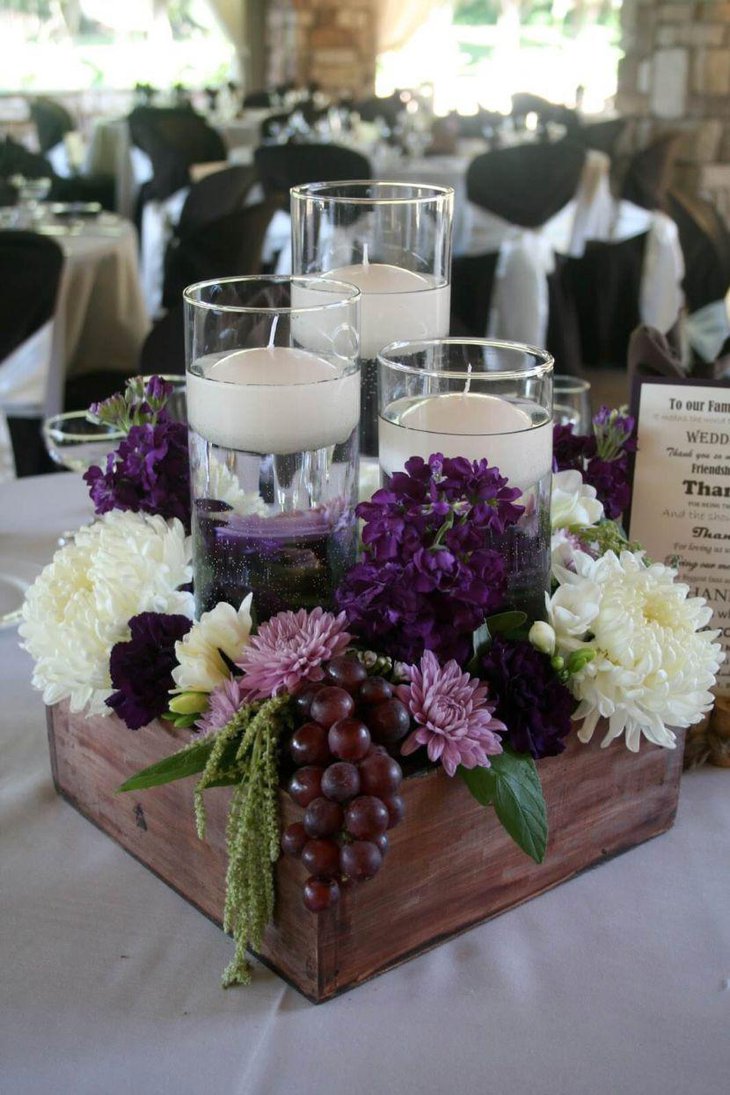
[266,0,376,98]
[617,0,730,223]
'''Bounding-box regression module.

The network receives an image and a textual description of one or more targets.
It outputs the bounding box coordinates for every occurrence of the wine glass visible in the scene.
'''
[42,411,125,473]
[552,376,592,433]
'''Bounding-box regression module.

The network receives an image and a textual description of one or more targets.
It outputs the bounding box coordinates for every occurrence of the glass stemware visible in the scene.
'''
[552,376,592,433]
[42,411,125,474]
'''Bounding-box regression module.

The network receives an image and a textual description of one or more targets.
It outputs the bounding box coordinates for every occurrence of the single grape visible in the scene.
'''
[303,797,344,838]
[301,838,341,878]
[303,877,341,912]
[382,793,405,829]
[287,766,323,807]
[359,752,403,797]
[345,795,389,840]
[289,722,331,766]
[373,832,389,855]
[292,683,323,719]
[321,761,361,803]
[281,822,307,857]
[340,840,383,881]
[324,655,368,694]
[328,717,371,762]
[358,676,393,706]
[368,698,411,744]
[310,686,355,729]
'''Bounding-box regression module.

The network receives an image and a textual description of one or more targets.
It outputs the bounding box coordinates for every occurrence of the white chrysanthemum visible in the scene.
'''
[172,594,253,693]
[207,458,267,516]
[551,469,604,530]
[547,549,723,751]
[20,512,193,716]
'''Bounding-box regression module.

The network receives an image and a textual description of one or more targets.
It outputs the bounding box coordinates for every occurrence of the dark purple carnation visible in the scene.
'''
[584,452,631,519]
[552,422,595,473]
[84,419,190,529]
[480,636,574,759]
[337,453,521,664]
[106,611,192,730]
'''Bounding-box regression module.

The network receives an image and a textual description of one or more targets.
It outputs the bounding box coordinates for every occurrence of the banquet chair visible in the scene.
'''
[668,187,730,364]
[243,89,277,109]
[451,140,586,372]
[259,112,295,143]
[161,200,279,314]
[128,106,227,205]
[620,131,683,212]
[29,96,74,155]
[254,143,371,205]
[161,166,260,308]
[575,116,630,159]
[0,135,114,211]
[0,230,64,477]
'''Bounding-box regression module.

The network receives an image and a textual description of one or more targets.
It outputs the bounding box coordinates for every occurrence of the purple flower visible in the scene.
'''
[196,676,248,736]
[480,636,574,759]
[337,453,522,665]
[84,419,191,529]
[397,650,505,776]
[107,612,192,730]
[237,607,351,699]
[552,410,636,521]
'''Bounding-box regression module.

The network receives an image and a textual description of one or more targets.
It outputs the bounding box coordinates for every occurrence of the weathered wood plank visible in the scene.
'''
[47,703,684,1002]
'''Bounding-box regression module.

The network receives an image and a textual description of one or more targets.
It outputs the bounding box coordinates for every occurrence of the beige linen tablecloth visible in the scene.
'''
[1,474,729,1095]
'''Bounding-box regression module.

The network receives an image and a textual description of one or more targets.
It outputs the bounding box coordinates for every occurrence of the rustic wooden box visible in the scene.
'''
[47,701,684,1003]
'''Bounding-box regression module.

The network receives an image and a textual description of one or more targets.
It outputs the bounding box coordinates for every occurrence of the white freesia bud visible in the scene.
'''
[172,594,253,693]
[551,469,604,530]
[528,620,556,656]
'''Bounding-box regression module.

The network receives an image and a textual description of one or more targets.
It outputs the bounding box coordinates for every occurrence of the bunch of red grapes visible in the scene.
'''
[280,655,411,912]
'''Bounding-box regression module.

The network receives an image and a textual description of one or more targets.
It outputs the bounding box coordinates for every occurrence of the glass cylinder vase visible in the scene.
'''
[291,181,454,457]
[378,338,554,619]
[184,275,361,621]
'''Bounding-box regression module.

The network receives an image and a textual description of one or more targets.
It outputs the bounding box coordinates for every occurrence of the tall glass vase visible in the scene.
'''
[291,181,454,456]
[184,275,361,621]
[378,338,554,618]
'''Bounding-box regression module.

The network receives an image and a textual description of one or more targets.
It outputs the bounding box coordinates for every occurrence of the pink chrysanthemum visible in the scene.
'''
[236,607,351,700]
[397,650,505,776]
[196,675,247,736]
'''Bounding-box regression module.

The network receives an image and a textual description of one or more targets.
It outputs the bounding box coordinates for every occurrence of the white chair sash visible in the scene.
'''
[0,319,54,416]
[611,201,685,334]
[685,296,730,364]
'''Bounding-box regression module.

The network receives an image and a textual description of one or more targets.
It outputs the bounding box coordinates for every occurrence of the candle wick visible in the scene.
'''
[267,315,278,350]
[362,242,369,268]
[464,362,472,395]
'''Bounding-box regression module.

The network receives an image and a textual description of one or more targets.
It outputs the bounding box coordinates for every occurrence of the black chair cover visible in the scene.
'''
[561,233,648,368]
[0,136,114,210]
[620,132,682,212]
[259,112,294,142]
[575,117,629,158]
[128,107,227,202]
[466,139,587,227]
[175,165,258,240]
[139,304,186,376]
[253,143,371,203]
[667,187,730,314]
[0,230,64,475]
[244,90,276,109]
[29,96,75,154]
[162,200,279,310]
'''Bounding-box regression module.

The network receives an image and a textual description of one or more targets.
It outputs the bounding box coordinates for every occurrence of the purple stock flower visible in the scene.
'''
[336,453,522,665]
[480,636,574,759]
[107,611,192,730]
[552,409,636,521]
[84,418,191,529]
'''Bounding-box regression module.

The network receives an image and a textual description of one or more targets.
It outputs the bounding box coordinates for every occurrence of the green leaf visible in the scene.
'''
[460,745,548,863]
[485,610,527,635]
[117,738,217,792]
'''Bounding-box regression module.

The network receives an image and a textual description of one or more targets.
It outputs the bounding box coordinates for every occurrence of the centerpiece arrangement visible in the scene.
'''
[22,366,723,1000]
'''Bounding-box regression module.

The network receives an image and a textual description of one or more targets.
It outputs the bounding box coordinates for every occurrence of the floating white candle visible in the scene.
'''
[323,260,450,360]
[379,391,552,489]
[187,346,360,455]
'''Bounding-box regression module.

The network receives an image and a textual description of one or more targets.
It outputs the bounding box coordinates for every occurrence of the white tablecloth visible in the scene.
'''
[2,474,729,1095]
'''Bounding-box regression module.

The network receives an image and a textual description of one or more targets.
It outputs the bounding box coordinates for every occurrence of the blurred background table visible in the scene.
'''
[2,472,729,1095]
